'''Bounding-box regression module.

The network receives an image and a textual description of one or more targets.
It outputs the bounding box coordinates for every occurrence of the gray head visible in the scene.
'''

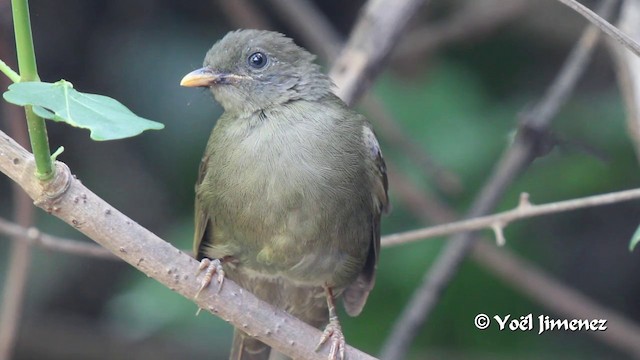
[181,29,332,114]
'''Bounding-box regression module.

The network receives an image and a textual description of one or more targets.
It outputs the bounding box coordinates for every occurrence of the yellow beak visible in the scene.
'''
[180,68,249,87]
[180,67,221,87]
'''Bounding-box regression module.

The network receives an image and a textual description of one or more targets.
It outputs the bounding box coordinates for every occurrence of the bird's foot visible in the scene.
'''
[195,258,225,299]
[316,316,345,360]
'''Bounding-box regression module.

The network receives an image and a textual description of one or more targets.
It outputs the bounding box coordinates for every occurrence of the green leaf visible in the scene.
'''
[630,224,640,251]
[3,80,164,140]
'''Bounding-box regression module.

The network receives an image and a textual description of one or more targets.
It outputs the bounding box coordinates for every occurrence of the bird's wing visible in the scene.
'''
[193,154,213,259]
[364,123,390,216]
[342,123,389,316]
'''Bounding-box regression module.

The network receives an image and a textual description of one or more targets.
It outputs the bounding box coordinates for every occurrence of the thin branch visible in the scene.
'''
[8,185,639,262]
[329,0,429,105]
[0,58,20,82]
[0,37,33,359]
[382,188,640,247]
[609,0,640,161]
[0,130,377,360]
[555,0,640,57]
[380,1,617,359]
[473,241,640,357]
[263,0,342,61]
[524,3,611,130]
[0,216,198,260]
[0,187,33,360]
[394,0,529,59]
[0,217,116,259]
[388,172,640,359]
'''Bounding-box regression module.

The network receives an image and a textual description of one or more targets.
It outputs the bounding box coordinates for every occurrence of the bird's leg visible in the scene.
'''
[195,257,225,299]
[316,285,346,360]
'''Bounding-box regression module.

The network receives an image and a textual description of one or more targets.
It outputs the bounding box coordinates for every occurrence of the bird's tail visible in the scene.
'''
[230,329,291,360]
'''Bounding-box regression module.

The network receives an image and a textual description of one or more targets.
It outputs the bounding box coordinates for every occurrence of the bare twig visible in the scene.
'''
[389,170,640,359]
[329,0,429,105]
[395,0,529,59]
[0,182,33,360]
[0,240,31,360]
[555,0,640,57]
[473,241,640,357]
[609,0,640,160]
[0,30,34,357]
[0,217,116,259]
[380,1,617,359]
[263,0,342,60]
[524,4,611,130]
[7,184,639,262]
[382,188,640,247]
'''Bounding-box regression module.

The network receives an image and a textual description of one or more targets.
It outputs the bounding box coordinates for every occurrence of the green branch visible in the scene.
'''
[11,0,53,180]
[0,60,21,83]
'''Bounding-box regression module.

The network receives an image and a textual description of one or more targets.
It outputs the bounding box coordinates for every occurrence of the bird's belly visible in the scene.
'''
[209,170,366,288]
[214,194,347,286]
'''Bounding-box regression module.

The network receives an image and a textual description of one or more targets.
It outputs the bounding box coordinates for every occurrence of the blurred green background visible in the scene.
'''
[1,0,640,359]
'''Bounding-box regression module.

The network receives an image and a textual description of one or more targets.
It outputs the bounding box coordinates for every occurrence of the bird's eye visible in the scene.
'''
[247,52,268,69]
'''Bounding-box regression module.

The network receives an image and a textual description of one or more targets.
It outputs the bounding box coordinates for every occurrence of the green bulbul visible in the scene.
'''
[180,29,389,360]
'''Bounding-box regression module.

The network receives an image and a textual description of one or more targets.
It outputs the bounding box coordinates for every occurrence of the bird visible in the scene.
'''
[180,29,389,360]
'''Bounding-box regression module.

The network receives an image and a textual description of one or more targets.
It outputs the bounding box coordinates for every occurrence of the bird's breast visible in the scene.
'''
[200,110,369,287]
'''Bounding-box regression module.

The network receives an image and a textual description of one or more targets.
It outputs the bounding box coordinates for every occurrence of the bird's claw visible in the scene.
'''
[195,258,225,299]
[316,318,346,360]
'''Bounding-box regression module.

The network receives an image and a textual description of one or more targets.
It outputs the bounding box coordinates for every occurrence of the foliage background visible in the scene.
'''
[1,0,640,359]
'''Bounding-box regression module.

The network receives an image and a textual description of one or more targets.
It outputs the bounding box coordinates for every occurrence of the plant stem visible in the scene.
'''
[0,60,21,83]
[11,0,53,180]
[11,0,38,82]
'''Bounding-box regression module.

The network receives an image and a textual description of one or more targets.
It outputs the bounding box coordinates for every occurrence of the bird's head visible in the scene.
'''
[181,29,332,115]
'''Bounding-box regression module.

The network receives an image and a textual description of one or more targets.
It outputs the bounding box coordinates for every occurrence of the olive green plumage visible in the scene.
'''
[184,29,389,360]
